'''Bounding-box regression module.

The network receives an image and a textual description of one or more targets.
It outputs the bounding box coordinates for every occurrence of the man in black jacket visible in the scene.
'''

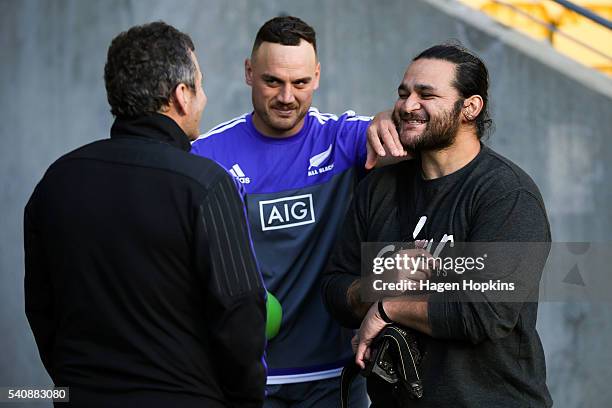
[24,22,266,408]
[322,43,552,407]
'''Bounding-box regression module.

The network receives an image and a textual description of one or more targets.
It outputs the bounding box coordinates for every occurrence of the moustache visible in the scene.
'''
[271,103,298,110]
[399,111,429,122]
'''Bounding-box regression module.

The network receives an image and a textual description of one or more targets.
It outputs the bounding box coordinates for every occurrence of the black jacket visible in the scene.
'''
[24,114,266,408]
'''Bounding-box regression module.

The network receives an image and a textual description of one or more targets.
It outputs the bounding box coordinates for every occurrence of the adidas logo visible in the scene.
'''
[229,164,251,184]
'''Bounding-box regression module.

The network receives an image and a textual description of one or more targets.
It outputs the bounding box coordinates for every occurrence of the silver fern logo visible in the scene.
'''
[308,144,334,176]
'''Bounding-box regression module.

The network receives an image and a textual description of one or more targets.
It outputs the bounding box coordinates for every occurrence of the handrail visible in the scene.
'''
[491,0,612,62]
[551,0,612,31]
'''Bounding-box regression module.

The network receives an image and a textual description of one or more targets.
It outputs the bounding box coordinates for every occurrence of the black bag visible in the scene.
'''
[340,324,423,408]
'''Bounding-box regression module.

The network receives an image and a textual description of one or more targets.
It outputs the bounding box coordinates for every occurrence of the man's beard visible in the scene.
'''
[394,99,463,151]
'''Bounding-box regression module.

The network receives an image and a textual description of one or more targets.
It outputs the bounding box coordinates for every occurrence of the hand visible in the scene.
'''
[365,110,413,170]
[387,246,435,287]
[355,301,389,369]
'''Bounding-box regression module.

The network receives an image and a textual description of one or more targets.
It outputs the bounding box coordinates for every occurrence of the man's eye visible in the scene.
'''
[398,94,408,99]
[295,79,310,87]
[421,94,433,99]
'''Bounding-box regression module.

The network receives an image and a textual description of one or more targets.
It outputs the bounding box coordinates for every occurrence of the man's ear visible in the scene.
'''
[462,95,484,121]
[313,61,321,91]
[171,83,191,116]
[245,58,253,86]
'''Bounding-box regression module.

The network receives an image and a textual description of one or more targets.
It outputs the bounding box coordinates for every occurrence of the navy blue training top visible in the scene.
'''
[192,107,370,384]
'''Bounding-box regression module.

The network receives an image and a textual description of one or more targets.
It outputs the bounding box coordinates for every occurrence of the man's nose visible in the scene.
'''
[277,85,296,105]
[399,95,421,113]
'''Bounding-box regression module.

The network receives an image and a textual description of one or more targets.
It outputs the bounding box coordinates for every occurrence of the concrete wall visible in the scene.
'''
[2,0,611,406]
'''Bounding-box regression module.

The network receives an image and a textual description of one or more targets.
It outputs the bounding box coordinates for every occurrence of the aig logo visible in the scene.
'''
[259,194,316,231]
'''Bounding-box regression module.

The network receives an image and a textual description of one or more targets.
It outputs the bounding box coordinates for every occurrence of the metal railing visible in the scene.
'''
[551,0,612,31]
[485,0,612,67]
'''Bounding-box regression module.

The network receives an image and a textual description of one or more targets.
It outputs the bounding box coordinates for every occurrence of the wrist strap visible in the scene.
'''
[378,300,393,324]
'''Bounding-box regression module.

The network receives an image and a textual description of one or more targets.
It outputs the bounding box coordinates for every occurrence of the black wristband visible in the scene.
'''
[378,300,393,324]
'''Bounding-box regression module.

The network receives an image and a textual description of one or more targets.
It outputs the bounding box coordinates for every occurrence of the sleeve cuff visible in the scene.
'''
[427,291,468,340]
[322,274,361,329]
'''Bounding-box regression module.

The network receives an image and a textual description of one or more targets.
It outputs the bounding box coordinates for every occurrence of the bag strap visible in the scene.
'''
[340,360,361,408]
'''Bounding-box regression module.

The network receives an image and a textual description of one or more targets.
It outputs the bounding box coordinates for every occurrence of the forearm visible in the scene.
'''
[321,273,364,329]
[25,311,56,376]
[427,291,522,343]
[383,295,432,336]
[24,199,56,377]
[198,175,267,403]
[346,279,373,321]
[321,180,373,327]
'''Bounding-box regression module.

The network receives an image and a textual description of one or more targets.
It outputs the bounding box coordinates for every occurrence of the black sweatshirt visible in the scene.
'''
[322,145,553,407]
[24,114,266,408]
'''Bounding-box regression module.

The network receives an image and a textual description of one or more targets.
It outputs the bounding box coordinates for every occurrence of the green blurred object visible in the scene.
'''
[266,292,282,340]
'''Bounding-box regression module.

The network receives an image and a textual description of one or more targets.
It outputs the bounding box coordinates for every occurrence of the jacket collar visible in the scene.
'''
[110,113,192,152]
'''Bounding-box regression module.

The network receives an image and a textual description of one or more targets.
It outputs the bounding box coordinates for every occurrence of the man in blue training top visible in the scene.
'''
[191,16,397,407]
